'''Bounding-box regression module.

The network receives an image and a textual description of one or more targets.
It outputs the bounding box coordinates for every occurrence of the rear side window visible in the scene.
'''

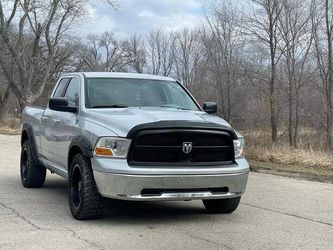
[53,78,69,97]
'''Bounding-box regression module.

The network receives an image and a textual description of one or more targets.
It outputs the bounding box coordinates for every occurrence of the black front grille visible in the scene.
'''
[128,130,234,166]
[137,133,181,146]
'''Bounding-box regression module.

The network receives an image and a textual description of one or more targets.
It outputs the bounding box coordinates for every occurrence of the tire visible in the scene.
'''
[203,197,241,214]
[68,153,105,220]
[20,140,46,188]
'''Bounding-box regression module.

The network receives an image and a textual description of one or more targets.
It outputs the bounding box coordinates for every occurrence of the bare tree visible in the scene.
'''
[52,41,80,76]
[0,84,10,120]
[81,34,104,71]
[147,28,176,76]
[122,34,146,73]
[248,0,286,142]
[173,29,203,93]
[78,32,130,72]
[100,32,127,72]
[0,0,117,109]
[312,0,333,150]
[279,0,314,147]
[0,0,84,108]
[0,38,12,119]
[202,1,245,122]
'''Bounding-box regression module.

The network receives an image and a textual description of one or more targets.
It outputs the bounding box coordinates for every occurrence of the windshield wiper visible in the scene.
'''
[160,105,192,111]
[92,104,128,108]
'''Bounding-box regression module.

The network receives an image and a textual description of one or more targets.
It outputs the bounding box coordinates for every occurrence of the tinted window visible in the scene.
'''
[85,78,199,111]
[53,78,69,97]
[64,78,79,107]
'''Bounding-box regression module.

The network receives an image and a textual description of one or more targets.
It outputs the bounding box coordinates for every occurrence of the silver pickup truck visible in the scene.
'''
[21,72,249,220]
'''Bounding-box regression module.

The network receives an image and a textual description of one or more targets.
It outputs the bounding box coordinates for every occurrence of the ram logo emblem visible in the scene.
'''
[182,142,193,154]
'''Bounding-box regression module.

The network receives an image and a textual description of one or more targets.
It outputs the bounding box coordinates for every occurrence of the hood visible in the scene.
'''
[85,107,231,137]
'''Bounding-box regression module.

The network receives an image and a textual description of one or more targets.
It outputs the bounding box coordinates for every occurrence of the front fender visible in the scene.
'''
[68,136,93,158]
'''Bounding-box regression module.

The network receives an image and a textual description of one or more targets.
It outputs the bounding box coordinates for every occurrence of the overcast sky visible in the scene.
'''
[77,0,205,38]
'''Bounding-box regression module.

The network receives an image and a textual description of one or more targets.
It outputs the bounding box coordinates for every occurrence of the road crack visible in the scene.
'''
[0,201,41,230]
[184,232,235,250]
[64,227,105,250]
[241,202,333,227]
[0,201,104,249]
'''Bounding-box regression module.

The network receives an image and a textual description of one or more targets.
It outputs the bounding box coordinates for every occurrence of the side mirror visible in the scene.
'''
[203,102,217,114]
[49,97,77,113]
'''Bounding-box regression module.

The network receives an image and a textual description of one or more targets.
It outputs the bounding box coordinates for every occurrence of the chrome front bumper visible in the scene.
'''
[93,171,249,201]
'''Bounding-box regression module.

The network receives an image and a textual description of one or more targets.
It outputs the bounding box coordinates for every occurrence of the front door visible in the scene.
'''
[42,77,80,173]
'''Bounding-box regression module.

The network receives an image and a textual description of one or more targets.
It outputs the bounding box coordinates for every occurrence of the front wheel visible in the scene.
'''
[203,197,241,214]
[68,153,105,220]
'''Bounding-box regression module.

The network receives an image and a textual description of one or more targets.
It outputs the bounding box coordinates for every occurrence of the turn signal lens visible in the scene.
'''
[95,147,113,156]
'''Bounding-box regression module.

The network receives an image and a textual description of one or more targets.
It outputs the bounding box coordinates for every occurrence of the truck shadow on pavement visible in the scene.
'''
[41,176,222,224]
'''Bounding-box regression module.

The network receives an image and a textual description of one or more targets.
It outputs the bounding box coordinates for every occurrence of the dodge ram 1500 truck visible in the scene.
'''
[21,72,249,220]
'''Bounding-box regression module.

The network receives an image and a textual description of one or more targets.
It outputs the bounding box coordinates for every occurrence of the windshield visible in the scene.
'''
[85,78,200,111]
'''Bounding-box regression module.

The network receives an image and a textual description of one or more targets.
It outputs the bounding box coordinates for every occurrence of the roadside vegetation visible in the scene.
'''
[244,129,333,182]
[0,116,20,135]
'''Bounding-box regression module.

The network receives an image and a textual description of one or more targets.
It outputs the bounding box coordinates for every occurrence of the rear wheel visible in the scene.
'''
[20,140,46,188]
[68,153,105,220]
[203,197,241,214]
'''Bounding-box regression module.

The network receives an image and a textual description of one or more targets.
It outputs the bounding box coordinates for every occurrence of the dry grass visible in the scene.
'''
[243,128,333,182]
[0,116,21,135]
[249,160,333,183]
[244,129,333,169]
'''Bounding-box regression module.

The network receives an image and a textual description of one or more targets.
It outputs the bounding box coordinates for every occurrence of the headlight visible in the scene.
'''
[233,138,245,158]
[94,137,131,158]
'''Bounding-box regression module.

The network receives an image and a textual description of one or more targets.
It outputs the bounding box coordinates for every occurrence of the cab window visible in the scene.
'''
[53,78,69,97]
[64,78,79,107]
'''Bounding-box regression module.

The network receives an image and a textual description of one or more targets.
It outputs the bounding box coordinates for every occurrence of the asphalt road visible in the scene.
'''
[0,134,333,250]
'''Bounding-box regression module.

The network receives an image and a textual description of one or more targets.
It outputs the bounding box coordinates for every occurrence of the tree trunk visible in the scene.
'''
[226,68,231,122]
[0,102,6,121]
[269,9,277,143]
[0,86,11,122]
[270,61,277,142]
[327,90,333,151]
[217,74,227,119]
[325,0,333,151]
[293,89,300,148]
[288,90,293,147]
[327,39,333,150]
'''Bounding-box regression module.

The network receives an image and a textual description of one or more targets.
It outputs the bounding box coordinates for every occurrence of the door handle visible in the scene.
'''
[41,117,48,121]
[52,119,60,124]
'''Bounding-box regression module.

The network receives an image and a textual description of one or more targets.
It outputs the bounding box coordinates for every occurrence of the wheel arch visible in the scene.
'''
[21,123,42,165]
[21,130,29,145]
[68,136,93,169]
